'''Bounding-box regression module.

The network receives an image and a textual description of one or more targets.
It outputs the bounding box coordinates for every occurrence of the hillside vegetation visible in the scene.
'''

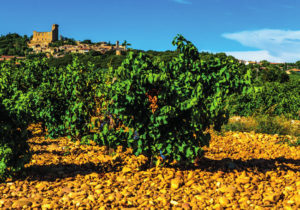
[0,33,30,56]
[0,35,299,209]
[0,35,250,178]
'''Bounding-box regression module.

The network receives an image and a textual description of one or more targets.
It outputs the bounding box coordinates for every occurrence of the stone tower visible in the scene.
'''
[51,24,59,42]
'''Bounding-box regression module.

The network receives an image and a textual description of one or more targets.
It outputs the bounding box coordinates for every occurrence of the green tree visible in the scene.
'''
[295,60,300,69]
[260,65,289,83]
[81,39,92,44]
[260,60,270,67]
[122,40,131,49]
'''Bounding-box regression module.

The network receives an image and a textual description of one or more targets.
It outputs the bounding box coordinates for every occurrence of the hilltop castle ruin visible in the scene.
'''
[28,24,59,47]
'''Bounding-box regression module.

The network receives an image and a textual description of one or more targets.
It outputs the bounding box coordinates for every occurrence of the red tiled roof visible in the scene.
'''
[0,56,25,59]
[1,55,16,58]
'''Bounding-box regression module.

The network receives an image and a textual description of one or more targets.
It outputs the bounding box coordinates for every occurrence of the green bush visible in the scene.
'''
[255,115,286,135]
[105,35,251,167]
[222,120,256,133]
[0,70,31,181]
[222,115,300,140]
[0,110,31,181]
[0,57,109,140]
[259,65,289,83]
[255,115,300,136]
[229,79,300,119]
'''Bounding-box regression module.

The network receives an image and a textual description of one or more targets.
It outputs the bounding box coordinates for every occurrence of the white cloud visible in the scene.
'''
[222,29,300,62]
[224,50,283,62]
[172,0,191,4]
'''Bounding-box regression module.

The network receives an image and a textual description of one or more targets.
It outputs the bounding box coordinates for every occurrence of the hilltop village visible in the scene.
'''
[27,24,126,57]
[0,25,300,74]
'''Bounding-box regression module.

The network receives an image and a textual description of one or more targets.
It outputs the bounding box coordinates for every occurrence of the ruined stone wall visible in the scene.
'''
[32,31,53,43]
[29,24,59,46]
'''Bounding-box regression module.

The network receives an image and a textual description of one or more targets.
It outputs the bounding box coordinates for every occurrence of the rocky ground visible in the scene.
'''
[0,129,299,209]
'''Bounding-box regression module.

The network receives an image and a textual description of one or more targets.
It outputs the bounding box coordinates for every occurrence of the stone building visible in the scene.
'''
[27,24,126,56]
[28,24,59,47]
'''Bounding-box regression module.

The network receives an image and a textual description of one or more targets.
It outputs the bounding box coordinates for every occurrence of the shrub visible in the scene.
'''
[0,58,110,141]
[0,70,31,181]
[255,114,300,136]
[228,80,300,119]
[222,115,300,139]
[0,110,31,181]
[105,35,251,167]
[222,116,256,133]
[260,66,289,83]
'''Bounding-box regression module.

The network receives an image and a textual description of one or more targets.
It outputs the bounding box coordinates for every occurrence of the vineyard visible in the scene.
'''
[0,35,299,208]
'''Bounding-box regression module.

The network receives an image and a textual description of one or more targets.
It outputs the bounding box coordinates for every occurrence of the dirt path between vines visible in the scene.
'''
[0,131,299,209]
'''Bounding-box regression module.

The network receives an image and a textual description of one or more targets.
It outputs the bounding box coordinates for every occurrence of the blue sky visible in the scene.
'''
[1,0,300,62]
